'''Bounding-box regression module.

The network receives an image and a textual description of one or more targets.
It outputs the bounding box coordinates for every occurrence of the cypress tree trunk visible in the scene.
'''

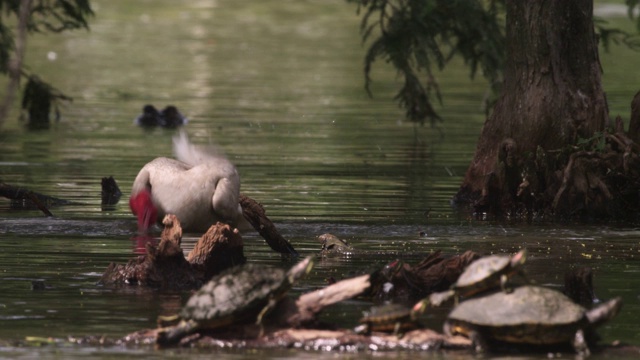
[454,0,609,212]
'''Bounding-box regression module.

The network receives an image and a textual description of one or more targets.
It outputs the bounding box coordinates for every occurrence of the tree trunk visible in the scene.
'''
[454,0,608,209]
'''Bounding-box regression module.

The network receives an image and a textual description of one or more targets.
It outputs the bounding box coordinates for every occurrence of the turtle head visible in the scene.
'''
[381,259,404,280]
[129,189,158,232]
[288,256,314,283]
[411,299,428,314]
[410,297,433,320]
[510,249,527,268]
[586,296,623,328]
[318,233,350,252]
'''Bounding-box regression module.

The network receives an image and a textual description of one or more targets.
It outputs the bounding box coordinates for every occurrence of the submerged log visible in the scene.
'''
[24,330,639,356]
[99,215,244,290]
[0,181,68,215]
[1,176,121,214]
[120,326,470,351]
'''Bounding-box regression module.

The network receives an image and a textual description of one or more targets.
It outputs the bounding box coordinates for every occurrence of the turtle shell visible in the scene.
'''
[157,257,313,345]
[453,250,525,296]
[317,233,352,254]
[445,285,587,345]
[358,303,418,333]
[181,256,312,328]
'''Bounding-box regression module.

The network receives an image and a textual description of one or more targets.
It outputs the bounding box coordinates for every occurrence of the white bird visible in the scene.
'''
[129,131,250,233]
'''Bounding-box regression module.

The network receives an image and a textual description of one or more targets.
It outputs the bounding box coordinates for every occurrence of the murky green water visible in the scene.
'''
[1,0,639,358]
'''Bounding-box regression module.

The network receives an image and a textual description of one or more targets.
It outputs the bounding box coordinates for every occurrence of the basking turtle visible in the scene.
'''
[444,285,622,355]
[317,233,353,254]
[354,303,420,336]
[427,249,527,306]
[156,256,313,345]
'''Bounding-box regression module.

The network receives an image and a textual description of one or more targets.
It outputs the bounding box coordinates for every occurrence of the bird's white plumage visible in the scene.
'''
[131,130,250,232]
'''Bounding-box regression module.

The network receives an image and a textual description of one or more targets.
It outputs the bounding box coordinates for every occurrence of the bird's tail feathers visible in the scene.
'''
[172,130,228,166]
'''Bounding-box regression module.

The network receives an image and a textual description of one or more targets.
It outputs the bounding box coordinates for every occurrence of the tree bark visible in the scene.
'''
[454,0,608,207]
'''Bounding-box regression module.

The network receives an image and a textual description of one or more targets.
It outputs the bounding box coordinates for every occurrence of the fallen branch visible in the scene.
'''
[287,274,371,326]
[240,194,298,256]
[0,181,62,216]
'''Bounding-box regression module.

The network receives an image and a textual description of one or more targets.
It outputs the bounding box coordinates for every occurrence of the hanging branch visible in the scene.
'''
[0,0,32,126]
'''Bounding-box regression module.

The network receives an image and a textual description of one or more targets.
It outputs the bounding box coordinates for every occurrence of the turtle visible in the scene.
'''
[444,285,623,355]
[354,303,421,337]
[426,249,528,307]
[156,256,314,345]
[317,233,353,254]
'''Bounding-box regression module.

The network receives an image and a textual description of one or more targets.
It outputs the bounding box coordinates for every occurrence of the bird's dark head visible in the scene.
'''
[162,105,178,116]
[143,104,160,116]
[129,189,158,231]
[135,105,162,127]
[160,105,187,127]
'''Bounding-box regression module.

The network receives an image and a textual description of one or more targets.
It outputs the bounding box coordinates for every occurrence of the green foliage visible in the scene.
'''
[350,0,640,126]
[594,17,640,52]
[349,0,506,126]
[626,0,640,32]
[0,0,93,34]
[576,131,606,152]
[0,0,93,127]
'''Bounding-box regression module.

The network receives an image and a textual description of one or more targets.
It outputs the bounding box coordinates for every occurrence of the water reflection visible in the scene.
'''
[0,0,639,358]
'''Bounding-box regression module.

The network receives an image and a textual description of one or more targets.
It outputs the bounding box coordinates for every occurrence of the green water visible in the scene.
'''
[0,1,639,358]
